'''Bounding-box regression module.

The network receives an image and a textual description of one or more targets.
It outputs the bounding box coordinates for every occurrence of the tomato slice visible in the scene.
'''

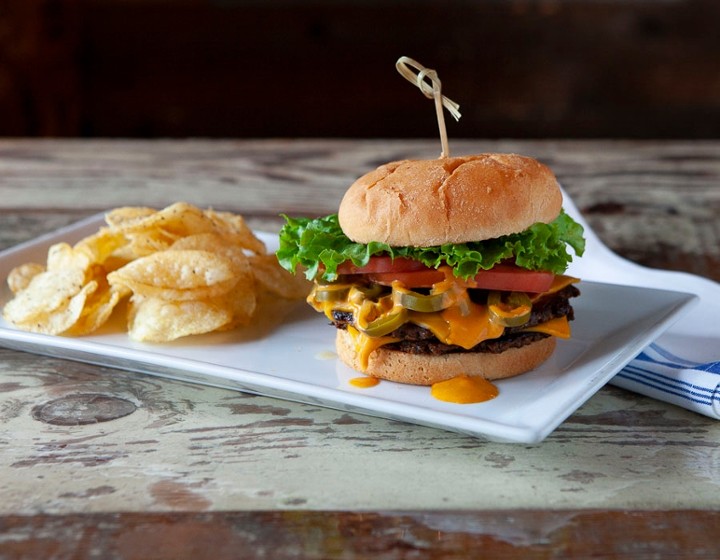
[466,265,555,293]
[336,256,429,275]
[368,264,555,292]
[337,257,555,292]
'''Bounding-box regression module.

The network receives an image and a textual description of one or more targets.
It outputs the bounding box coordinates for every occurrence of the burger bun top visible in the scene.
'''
[338,153,563,246]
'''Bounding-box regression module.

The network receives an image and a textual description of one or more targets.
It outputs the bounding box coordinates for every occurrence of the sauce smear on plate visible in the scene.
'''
[350,376,380,388]
[431,375,499,404]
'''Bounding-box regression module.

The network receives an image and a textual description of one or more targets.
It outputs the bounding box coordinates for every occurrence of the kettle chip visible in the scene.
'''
[2,203,310,342]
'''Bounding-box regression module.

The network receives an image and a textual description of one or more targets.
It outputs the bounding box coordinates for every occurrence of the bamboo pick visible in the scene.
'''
[395,56,461,158]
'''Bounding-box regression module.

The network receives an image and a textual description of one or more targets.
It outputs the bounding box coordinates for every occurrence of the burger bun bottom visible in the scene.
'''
[336,329,556,386]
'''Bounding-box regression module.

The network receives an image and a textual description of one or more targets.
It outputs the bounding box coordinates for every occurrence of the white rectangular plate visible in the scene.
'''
[0,215,697,443]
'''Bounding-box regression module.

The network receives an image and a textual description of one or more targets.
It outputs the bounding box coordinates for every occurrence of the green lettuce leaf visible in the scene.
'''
[277,211,585,282]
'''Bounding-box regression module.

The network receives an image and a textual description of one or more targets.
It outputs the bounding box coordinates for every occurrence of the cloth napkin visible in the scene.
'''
[562,190,720,419]
[613,343,720,419]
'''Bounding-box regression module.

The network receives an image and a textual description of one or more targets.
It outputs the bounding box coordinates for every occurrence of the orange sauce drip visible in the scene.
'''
[349,376,380,388]
[431,375,499,404]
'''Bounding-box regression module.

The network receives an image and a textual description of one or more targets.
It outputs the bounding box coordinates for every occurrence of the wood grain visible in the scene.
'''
[1,510,719,560]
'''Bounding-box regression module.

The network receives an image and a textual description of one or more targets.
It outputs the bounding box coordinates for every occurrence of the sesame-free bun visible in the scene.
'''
[336,329,556,385]
[338,153,563,247]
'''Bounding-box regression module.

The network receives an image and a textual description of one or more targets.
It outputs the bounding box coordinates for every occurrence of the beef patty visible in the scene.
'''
[331,285,580,356]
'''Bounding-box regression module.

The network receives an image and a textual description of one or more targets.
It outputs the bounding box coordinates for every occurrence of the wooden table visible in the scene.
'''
[0,139,718,559]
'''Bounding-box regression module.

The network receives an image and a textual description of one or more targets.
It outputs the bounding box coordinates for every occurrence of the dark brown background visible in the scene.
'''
[1,0,719,139]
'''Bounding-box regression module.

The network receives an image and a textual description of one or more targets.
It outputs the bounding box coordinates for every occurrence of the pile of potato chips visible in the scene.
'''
[2,202,310,342]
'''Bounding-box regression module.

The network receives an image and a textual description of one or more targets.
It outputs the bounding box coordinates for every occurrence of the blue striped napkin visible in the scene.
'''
[561,189,720,420]
[612,343,720,419]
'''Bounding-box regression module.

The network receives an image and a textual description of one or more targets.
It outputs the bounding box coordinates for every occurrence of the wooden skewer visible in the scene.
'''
[396,56,461,158]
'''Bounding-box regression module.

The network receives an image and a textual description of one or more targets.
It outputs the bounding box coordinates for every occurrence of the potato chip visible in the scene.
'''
[155,202,219,237]
[65,284,127,336]
[3,267,87,324]
[204,209,266,255]
[112,202,216,237]
[4,202,302,341]
[123,229,176,257]
[249,254,311,299]
[213,272,257,331]
[169,232,251,277]
[104,206,157,229]
[166,235,258,331]
[74,227,128,265]
[127,294,233,342]
[7,263,45,294]
[63,270,128,336]
[7,281,98,335]
[107,249,237,301]
[46,242,91,273]
[99,254,134,274]
[169,232,225,252]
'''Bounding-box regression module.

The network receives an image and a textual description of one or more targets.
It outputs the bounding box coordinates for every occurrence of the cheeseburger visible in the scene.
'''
[278,153,585,385]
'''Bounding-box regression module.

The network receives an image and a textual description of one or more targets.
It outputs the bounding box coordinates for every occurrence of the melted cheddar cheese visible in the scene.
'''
[309,274,579,372]
[346,326,399,370]
[409,301,505,350]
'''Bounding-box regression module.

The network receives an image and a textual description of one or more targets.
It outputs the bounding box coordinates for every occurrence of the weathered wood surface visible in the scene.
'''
[0,140,718,557]
[2,510,720,560]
